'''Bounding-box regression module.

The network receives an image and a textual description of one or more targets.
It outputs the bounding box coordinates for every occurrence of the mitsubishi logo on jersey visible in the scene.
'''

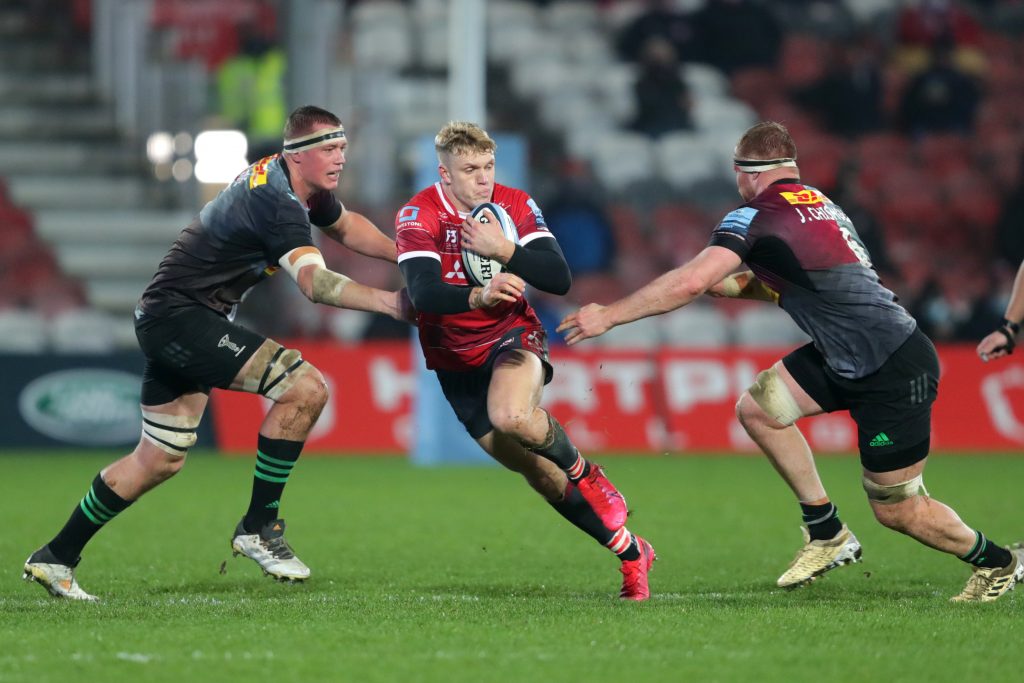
[445,259,467,281]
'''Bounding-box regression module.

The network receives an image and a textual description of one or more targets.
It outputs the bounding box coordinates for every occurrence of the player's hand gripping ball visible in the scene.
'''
[462,202,518,287]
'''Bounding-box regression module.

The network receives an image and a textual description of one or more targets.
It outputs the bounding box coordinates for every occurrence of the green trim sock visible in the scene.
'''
[47,473,132,565]
[244,435,304,532]
[960,530,1013,569]
[800,501,843,541]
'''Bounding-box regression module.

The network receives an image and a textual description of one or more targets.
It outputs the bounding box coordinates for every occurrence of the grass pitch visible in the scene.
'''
[2,452,1022,682]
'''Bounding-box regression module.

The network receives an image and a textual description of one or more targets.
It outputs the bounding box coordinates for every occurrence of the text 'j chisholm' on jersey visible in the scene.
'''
[708,181,916,380]
[395,182,554,371]
[139,155,342,320]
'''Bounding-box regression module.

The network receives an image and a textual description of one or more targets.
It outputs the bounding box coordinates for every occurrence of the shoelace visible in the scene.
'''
[620,556,646,594]
[588,468,623,503]
[965,569,1003,596]
[263,536,296,560]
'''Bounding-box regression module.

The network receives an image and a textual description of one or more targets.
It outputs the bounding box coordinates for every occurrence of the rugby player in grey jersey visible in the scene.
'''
[23,105,413,600]
[559,121,1022,602]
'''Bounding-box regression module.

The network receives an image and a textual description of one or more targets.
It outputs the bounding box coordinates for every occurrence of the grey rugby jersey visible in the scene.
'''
[709,181,916,379]
[138,155,341,319]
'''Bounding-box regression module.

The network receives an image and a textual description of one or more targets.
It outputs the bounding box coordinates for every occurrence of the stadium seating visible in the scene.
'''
[733,307,812,348]
[0,309,48,353]
[594,316,663,349]
[48,308,117,354]
[660,306,731,348]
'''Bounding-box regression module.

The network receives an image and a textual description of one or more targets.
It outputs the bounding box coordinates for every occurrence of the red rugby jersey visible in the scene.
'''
[396,182,553,370]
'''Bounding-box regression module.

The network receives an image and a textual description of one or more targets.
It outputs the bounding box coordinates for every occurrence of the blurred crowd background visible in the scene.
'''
[1,0,1022,353]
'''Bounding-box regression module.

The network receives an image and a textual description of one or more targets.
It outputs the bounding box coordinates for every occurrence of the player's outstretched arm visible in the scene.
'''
[706,270,780,303]
[978,259,1024,362]
[558,246,741,345]
[399,256,524,314]
[279,246,413,322]
[320,209,398,263]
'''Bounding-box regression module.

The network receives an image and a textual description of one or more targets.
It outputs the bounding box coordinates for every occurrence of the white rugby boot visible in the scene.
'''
[777,524,862,589]
[231,518,310,582]
[23,546,98,601]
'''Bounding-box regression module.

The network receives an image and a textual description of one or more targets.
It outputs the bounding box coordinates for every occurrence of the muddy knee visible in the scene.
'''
[241,343,325,407]
[489,406,532,440]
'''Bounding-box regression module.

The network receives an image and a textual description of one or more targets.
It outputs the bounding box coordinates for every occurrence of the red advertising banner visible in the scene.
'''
[209,343,1024,454]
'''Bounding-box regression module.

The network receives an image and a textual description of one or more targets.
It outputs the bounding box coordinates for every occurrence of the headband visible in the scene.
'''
[734,157,797,173]
[283,126,346,152]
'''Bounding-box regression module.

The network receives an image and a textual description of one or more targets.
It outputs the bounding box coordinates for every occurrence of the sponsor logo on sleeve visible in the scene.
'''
[398,206,421,222]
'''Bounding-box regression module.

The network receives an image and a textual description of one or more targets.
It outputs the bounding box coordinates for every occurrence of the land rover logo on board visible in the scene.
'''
[18,369,141,445]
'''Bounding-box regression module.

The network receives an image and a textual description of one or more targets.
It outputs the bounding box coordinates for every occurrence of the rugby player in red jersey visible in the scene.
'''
[396,122,655,600]
[560,121,1022,602]
[24,106,413,600]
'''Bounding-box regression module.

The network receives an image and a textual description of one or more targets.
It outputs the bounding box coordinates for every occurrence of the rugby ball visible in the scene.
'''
[461,202,519,287]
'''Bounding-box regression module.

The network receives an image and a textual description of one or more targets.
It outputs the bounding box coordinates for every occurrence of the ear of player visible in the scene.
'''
[461,202,519,287]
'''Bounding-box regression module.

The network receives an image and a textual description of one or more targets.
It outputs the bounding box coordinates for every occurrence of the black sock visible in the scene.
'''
[532,413,590,481]
[47,473,132,565]
[244,435,304,532]
[548,483,613,545]
[960,531,1013,569]
[800,501,843,541]
[547,483,640,560]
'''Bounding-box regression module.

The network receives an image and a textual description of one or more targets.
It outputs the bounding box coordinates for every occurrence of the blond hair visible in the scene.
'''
[435,121,497,160]
[736,121,798,161]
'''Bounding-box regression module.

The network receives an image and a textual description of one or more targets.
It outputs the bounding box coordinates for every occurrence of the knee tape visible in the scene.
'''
[862,474,928,505]
[141,410,201,457]
[241,343,311,401]
[747,368,803,426]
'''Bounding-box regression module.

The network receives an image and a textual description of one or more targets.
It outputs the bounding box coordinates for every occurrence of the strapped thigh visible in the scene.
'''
[141,410,201,457]
[239,341,312,401]
[862,473,929,505]
[747,367,803,426]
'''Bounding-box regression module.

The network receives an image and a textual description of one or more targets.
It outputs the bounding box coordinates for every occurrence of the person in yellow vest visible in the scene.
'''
[217,20,287,161]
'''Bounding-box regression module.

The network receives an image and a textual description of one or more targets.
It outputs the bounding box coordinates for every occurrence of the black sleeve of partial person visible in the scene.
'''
[399,258,473,314]
[505,238,572,295]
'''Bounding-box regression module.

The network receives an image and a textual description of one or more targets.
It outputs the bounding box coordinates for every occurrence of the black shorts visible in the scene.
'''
[782,326,939,473]
[434,326,553,439]
[134,307,265,406]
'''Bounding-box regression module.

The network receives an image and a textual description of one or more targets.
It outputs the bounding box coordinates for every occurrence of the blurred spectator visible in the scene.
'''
[792,35,884,138]
[897,0,982,48]
[894,0,985,74]
[898,41,981,137]
[910,276,960,340]
[542,159,617,276]
[769,0,858,41]
[992,158,1024,268]
[615,0,700,63]
[691,0,782,75]
[909,261,998,341]
[629,37,694,138]
[216,15,287,161]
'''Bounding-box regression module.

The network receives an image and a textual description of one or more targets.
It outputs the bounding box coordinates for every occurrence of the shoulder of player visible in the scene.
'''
[491,184,543,228]
[396,190,439,234]
[492,183,532,208]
